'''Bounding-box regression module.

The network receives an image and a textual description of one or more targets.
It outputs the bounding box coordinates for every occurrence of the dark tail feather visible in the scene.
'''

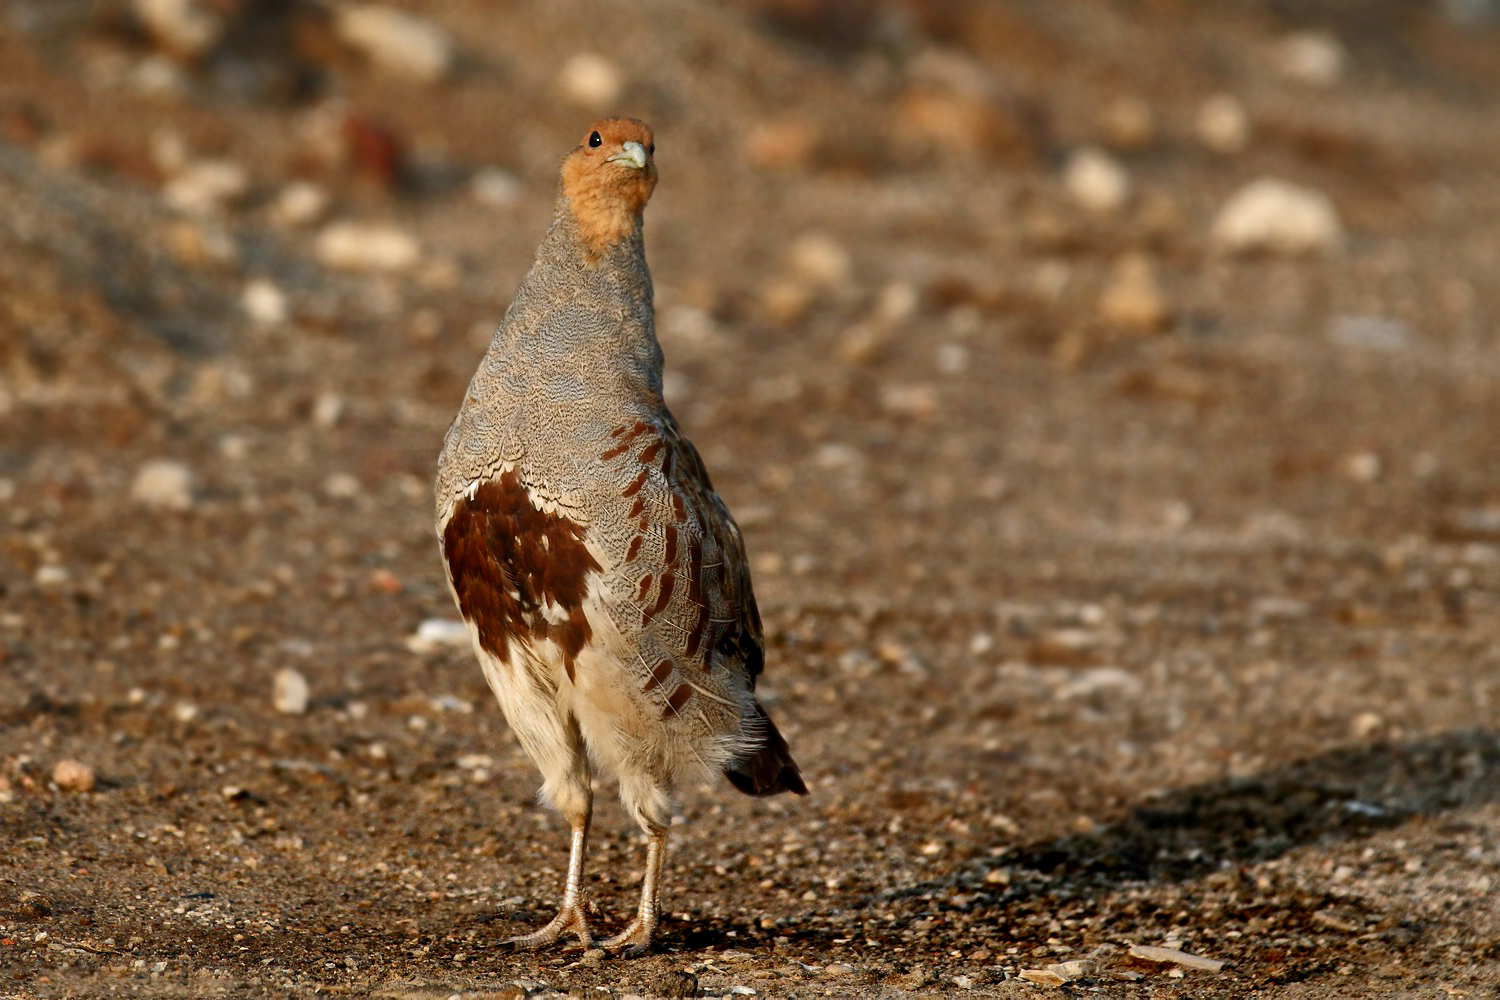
[725,702,808,797]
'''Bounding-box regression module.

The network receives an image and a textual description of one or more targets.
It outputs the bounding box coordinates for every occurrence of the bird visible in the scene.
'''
[434,117,806,956]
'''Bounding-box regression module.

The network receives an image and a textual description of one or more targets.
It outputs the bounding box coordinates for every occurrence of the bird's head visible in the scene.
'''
[560,117,658,257]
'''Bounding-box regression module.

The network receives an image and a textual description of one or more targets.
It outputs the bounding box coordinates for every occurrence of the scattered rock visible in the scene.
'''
[640,969,697,998]
[1274,31,1346,86]
[559,53,622,108]
[134,0,224,60]
[34,564,69,589]
[1197,94,1249,153]
[1064,147,1131,213]
[1100,95,1156,150]
[1350,711,1384,738]
[471,167,522,208]
[1329,315,1411,351]
[315,221,420,272]
[1341,450,1382,483]
[1211,178,1343,256]
[270,182,329,228]
[1127,944,1224,972]
[163,160,249,216]
[242,279,288,325]
[1019,968,1068,986]
[334,5,454,83]
[131,460,195,511]
[52,759,96,793]
[1098,253,1169,332]
[744,117,818,171]
[312,392,344,429]
[273,667,311,715]
[407,617,470,654]
[786,232,852,290]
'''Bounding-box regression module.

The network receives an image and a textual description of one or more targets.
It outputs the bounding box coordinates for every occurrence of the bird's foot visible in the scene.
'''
[600,913,656,957]
[498,901,593,953]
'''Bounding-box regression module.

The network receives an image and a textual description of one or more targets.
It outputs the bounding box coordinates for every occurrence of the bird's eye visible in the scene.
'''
[588,131,602,148]
[648,142,655,155]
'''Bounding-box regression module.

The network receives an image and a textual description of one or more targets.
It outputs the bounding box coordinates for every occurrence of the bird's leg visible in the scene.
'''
[502,805,595,951]
[601,826,667,956]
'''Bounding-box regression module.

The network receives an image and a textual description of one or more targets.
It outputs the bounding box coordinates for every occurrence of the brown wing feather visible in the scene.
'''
[602,411,807,796]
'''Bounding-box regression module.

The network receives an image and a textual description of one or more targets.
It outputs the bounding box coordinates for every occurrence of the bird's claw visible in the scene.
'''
[500,901,593,952]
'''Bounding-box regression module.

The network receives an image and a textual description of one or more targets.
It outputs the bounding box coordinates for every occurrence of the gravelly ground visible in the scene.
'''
[3,1,1500,997]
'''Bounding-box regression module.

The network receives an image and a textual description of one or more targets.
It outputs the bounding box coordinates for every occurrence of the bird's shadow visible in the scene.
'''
[868,728,1500,911]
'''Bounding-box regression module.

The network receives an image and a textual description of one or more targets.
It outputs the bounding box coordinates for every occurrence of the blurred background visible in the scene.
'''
[3,1,1500,996]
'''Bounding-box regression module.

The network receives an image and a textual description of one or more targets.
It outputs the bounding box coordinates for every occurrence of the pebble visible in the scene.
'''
[1196,94,1249,153]
[270,182,328,228]
[163,160,249,216]
[1211,178,1343,256]
[1100,94,1156,150]
[273,668,311,716]
[131,460,195,511]
[786,232,852,290]
[1329,315,1411,352]
[559,53,622,108]
[134,0,224,59]
[1274,31,1346,86]
[1064,147,1131,213]
[1350,711,1384,738]
[407,617,470,654]
[1097,253,1169,331]
[315,221,420,272]
[52,759,96,793]
[241,279,288,326]
[744,117,818,171]
[1341,450,1382,483]
[1127,944,1224,972]
[334,5,454,83]
[471,167,522,208]
[1019,968,1068,986]
[312,392,344,429]
[34,564,69,589]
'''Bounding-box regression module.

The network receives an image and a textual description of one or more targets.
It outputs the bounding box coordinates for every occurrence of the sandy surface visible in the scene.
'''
[3,1,1500,996]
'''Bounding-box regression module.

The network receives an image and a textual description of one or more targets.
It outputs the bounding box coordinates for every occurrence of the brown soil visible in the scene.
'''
[3,1,1500,997]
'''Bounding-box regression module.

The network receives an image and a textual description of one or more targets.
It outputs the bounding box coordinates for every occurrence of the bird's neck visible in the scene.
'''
[559,185,647,261]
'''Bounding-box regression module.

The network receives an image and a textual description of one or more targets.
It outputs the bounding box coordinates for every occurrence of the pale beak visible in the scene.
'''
[606,140,649,170]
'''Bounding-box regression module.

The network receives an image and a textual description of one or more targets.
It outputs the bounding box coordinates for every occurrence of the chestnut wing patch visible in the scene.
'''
[442,471,601,681]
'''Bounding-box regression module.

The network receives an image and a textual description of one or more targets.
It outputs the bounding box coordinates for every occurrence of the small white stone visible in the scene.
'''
[407,617,470,654]
[1063,146,1131,213]
[131,460,195,511]
[1197,93,1249,153]
[1275,31,1346,86]
[334,5,453,83]
[324,473,361,498]
[471,167,522,208]
[52,759,96,793]
[315,222,420,272]
[134,0,224,58]
[1342,451,1382,483]
[786,233,852,290]
[559,53,622,108]
[1211,178,1343,256]
[172,702,199,723]
[272,668,310,715]
[34,564,69,589]
[1098,253,1168,331]
[270,182,328,228]
[241,279,287,326]
[311,392,344,429]
[163,159,249,216]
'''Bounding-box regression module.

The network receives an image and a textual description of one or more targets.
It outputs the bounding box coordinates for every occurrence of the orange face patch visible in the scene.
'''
[560,117,658,258]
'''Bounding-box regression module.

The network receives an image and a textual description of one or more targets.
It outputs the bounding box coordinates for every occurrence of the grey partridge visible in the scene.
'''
[434,117,806,956]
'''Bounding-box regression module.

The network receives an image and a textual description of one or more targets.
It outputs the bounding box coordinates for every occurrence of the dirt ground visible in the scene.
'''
[3,1,1500,997]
